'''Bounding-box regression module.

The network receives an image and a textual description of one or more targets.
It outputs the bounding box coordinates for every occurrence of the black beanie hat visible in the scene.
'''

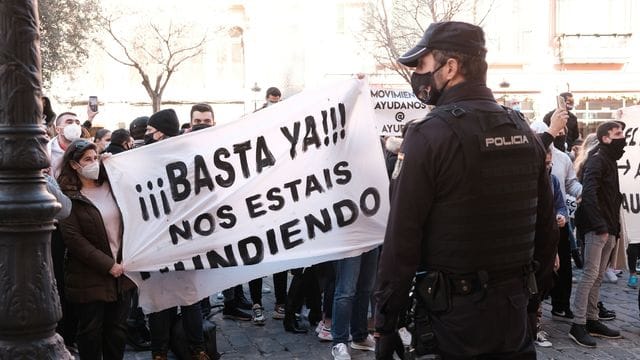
[148,109,180,137]
[129,116,149,140]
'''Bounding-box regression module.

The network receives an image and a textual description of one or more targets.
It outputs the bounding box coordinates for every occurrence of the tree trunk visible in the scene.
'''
[152,94,162,113]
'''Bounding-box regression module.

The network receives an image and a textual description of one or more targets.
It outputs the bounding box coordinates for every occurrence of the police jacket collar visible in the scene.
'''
[435,80,496,109]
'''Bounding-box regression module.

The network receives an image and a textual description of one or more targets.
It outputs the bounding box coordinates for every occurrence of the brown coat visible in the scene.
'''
[59,189,134,303]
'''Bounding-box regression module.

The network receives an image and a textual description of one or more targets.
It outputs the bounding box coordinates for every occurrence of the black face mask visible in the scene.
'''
[191,123,212,132]
[604,138,626,160]
[144,132,157,145]
[411,63,447,105]
[553,135,566,152]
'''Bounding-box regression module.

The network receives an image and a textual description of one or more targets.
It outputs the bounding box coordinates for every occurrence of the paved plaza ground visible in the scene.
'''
[123,270,640,360]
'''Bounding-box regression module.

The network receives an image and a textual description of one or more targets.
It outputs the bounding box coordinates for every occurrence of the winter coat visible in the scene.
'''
[575,145,623,237]
[59,188,135,303]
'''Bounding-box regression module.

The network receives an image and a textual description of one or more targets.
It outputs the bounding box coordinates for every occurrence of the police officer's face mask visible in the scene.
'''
[411,62,447,105]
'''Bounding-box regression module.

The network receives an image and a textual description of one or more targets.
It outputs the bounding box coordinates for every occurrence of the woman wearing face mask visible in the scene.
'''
[57,139,134,360]
[94,128,112,154]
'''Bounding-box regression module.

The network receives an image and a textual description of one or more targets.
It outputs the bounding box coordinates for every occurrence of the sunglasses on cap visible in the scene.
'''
[71,140,95,158]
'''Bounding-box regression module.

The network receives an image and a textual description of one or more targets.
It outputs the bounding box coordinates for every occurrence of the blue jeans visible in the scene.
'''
[572,231,616,324]
[331,248,379,344]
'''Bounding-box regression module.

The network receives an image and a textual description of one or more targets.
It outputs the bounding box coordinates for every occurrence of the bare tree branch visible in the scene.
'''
[475,0,495,26]
[359,0,492,85]
[100,15,210,112]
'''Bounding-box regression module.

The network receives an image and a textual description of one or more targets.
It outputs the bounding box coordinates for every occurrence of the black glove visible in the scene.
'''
[375,332,405,360]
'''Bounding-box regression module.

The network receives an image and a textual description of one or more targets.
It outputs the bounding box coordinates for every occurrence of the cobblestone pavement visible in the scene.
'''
[124,270,640,360]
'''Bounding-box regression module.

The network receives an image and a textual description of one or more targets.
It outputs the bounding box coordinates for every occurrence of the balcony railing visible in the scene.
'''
[555,33,632,63]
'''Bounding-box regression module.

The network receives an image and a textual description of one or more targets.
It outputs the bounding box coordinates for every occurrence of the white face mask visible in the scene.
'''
[78,161,100,180]
[63,124,82,142]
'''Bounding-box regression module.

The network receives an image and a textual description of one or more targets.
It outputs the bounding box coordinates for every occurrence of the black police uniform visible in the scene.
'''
[374,80,558,359]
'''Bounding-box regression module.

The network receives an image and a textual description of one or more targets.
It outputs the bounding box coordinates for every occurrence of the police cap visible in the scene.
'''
[398,21,487,67]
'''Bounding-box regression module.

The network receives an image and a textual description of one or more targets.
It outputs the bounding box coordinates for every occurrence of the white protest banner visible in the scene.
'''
[370,87,428,136]
[617,105,640,242]
[104,79,390,313]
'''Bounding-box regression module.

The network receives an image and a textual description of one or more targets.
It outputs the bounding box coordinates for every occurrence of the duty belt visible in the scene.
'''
[446,265,532,296]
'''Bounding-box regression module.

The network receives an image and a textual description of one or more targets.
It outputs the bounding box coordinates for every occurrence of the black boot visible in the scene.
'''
[125,324,151,351]
[234,285,252,310]
[283,313,308,333]
[222,300,252,321]
[283,271,307,333]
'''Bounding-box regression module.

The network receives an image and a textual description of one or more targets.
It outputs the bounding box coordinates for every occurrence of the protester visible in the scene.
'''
[190,103,216,130]
[104,128,133,155]
[57,139,134,359]
[279,266,323,335]
[531,121,582,324]
[129,116,149,148]
[526,145,565,348]
[94,128,112,154]
[330,247,378,359]
[144,109,211,360]
[373,21,558,360]
[543,92,580,150]
[251,91,291,321]
[314,261,336,342]
[256,86,282,111]
[49,112,83,177]
[570,121,626,347]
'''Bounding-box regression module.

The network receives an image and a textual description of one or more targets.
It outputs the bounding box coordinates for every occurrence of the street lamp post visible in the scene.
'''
[0,1,71,358]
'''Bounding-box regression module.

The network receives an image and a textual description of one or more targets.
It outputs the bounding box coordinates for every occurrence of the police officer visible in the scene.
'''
[373,21,559,359]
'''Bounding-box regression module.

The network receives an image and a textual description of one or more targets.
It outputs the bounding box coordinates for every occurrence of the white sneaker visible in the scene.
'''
[350,334,375,351]
[603,268,618,283]
[318,323,333,341]
[315,321,323,334]
[332,343,351,360]
[535,331,552,347]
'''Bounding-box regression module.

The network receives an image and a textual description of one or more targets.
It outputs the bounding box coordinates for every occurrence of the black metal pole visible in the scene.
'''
[0,0,71,358]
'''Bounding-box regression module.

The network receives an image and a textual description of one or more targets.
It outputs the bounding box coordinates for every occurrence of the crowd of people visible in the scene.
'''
[40,22,640,360]
[44,87,379,360]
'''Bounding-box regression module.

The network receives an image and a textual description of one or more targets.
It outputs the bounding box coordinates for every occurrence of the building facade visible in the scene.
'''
[48,0,638,136]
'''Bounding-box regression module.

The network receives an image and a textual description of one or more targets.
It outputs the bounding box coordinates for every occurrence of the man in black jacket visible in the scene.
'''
[570,121,626,348]
[373,21,558,360]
